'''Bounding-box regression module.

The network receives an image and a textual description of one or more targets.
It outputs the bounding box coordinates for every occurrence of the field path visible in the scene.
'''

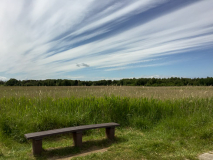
[51,147,109,160]
[199,152,213,160]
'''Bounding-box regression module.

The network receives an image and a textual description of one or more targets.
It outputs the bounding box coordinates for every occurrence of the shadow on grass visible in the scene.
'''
[35,137,126,160]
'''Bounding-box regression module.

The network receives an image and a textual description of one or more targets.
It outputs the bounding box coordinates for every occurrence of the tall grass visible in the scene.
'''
[1,95,213,143]
[1,86,213,99]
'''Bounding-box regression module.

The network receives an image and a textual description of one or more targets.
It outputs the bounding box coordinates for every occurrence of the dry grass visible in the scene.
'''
[0,86,213,99]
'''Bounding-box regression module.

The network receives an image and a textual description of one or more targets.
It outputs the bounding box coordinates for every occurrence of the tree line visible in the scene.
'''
[1,77,213,86]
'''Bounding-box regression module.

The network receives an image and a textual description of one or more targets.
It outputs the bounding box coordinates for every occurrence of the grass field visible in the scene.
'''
[1,86,213,99]
[0,86,213,160]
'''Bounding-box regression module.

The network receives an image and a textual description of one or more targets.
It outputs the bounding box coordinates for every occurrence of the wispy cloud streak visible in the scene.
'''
[0,0,213,79]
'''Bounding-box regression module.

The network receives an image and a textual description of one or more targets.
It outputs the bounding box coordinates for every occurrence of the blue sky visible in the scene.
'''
[0,0,213,81]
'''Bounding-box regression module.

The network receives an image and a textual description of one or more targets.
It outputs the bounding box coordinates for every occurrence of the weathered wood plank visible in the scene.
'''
[25,122,120,139]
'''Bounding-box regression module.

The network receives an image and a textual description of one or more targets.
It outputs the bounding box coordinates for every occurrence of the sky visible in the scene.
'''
[0,0,213,81]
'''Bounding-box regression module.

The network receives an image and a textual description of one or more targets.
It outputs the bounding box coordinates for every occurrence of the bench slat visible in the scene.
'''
[25,122,119,140]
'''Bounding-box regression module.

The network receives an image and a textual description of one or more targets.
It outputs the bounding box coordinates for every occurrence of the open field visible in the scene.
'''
[0,86,213,160]
[0,86,213,99]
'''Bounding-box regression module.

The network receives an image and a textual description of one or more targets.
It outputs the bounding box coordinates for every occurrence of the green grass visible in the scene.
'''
[0,95,213,159]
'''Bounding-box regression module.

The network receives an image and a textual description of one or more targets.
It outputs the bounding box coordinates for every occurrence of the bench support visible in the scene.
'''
[73,131,82,147]
[32,139,42,156]
[106,127,115,140]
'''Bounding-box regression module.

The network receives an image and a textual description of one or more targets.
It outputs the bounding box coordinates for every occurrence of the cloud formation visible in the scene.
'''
[0,0,213,79]
[76,63,90,67]
[0,76,8,81]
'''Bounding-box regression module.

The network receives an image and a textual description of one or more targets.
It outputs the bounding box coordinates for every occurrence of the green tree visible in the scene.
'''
[0,80,5,85]
[5,78,19,86]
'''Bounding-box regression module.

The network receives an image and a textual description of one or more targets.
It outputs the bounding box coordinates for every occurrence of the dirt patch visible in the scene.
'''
[199,152,213,160]
[50,146,109,160]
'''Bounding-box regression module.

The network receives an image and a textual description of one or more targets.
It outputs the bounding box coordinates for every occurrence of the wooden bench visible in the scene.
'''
[24,122,120,156]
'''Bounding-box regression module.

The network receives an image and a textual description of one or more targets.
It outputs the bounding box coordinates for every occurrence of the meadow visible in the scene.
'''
[0,86,213,160]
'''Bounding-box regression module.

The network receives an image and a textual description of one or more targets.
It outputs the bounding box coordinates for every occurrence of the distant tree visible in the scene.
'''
[74,80,78,86]
[3,77,213,86]
[0,80,5,85]
[5,78,19,86]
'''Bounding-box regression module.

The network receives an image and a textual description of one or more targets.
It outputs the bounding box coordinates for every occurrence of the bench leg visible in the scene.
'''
[32,139,42,156]
[73,131,82,147]
[106,127,115,140]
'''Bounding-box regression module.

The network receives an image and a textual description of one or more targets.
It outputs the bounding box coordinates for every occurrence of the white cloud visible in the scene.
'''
[0,0,213,79]
[140,75,177,79]
[64,0,167,37]
[42,1,213,73]
[66,76,85,80]
[0,76,8,81]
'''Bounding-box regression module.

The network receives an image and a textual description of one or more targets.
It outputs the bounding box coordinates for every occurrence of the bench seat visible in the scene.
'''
[24,122,120,156]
